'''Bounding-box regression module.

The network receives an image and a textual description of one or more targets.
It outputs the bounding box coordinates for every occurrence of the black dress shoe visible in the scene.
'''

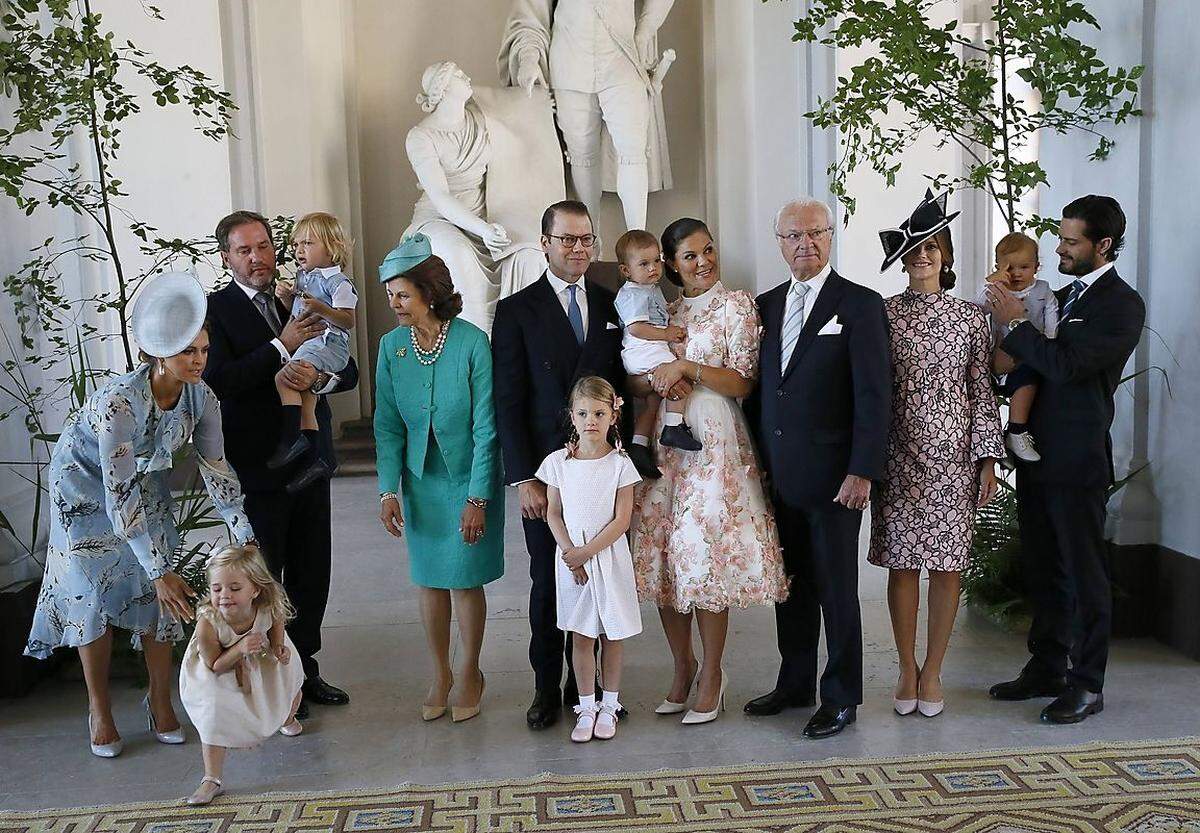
[268,434,311,470]
[286,458,334,494]
[295,698,310,720]
[302,676,350,706]
[526,690,562,729]
[989,671,1069,701]
[627,443,662,479]
[659,423,703,451]
[1041,687,1103,724]
[803,704,856,739]
[743,689,816,716]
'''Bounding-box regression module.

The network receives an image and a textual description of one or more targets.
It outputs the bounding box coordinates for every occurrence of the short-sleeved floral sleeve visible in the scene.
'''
[723,289,763,381]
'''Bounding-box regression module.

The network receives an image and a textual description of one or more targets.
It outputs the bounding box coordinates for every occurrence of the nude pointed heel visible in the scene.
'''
[422,674,453,722]
[451,672,485,723]
[681,670,727,725]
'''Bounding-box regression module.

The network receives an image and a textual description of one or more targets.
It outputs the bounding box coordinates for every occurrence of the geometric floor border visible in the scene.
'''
[3,736,1199,832]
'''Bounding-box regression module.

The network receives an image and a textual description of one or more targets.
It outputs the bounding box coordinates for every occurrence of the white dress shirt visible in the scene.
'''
[235,279,290,362]
[784,261,832,330]
[545,269,589,339]
[1070,260,1114,302]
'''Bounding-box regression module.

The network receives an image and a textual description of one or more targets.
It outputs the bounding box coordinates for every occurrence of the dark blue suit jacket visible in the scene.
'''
[491,275,625,485]
[1003,266,1144,487]
[745,271,891,507]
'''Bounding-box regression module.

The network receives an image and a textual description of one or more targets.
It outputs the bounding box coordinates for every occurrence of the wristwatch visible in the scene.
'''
[1007,317,1029,330]
[466,497,489,509]
[311,371,340,395]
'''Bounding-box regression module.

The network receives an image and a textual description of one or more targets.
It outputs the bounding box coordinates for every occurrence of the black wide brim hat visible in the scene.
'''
[878,189,960,272]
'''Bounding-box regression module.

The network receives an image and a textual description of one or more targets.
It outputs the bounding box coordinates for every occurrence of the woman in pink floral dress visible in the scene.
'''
[632,218,787,725]
[869,192,1003,718]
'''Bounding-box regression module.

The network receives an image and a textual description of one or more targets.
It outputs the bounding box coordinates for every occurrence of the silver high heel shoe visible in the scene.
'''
[87,712,123,758]
[145,695,186,744]
[681,669,727,725]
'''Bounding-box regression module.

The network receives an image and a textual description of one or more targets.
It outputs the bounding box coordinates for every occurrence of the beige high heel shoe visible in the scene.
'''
[655,661,698,715]
[422,674,453,722]
[451,671,485,723]
[681,669,727,725]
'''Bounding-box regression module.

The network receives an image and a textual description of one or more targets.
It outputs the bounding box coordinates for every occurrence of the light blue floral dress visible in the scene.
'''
[25,365,255,658]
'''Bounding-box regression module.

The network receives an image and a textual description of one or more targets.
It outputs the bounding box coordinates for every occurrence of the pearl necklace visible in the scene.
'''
[411,321,449,365]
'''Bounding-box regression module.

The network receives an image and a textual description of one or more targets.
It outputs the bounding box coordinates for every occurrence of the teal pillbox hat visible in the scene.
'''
[379,233,434,283]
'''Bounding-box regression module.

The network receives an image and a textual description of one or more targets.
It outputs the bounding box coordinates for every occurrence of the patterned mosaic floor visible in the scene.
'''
[3,738,1199,832]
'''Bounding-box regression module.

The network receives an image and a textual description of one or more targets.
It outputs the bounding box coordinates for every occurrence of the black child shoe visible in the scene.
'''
[659,422,703,452]
[627,443,662,479]
[286,458,334,494]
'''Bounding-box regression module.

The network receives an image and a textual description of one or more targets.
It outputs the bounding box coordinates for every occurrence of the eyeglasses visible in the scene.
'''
[547,233,597,249]
[776,228,833,244]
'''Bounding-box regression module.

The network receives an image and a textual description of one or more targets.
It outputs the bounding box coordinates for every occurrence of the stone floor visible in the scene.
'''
[2,475,1198,812]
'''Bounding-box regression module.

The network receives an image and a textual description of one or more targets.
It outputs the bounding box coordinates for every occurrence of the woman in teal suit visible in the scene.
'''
[375,233,504,724]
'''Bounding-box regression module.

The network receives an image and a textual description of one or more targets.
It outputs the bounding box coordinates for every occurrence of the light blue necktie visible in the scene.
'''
[779,281,811,368]
[1059,279,1086,321]
[567,284,585,345]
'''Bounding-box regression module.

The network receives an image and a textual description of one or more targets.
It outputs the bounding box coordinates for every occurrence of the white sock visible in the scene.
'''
[601,689,619,706]
[578,693,596,711]
[662,412,683,427]
[632,434,649,447]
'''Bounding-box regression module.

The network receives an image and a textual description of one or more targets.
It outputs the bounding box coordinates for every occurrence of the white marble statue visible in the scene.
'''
[404,61,558,333]
[498,0,676,233]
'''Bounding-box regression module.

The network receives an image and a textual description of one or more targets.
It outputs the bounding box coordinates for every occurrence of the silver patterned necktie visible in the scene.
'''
[254,292,283,336]
[1059,278,1086,321]
[780,280,811,368]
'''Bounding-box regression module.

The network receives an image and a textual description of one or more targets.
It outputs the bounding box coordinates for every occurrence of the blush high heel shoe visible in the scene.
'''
[656,661,698,715]
[917,675,945,717]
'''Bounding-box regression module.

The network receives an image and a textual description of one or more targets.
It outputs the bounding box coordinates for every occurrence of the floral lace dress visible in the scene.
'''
[632,281,788,612]
[25,366,254,658]
[868,289,1004,571]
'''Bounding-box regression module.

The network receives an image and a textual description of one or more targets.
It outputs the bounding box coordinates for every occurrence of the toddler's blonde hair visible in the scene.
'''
[292,211,352,268]
[199,544,295,625]
[565,376,625,458]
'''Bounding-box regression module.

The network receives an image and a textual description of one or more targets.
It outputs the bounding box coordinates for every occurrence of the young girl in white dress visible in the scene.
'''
[179,544,305,805]
[536,376,642,743]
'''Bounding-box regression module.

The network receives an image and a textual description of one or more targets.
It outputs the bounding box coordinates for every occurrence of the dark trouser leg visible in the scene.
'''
[1045,485,1110,692]
[809,505,864,707]
[771,496,818,699]
[1016,475,1073,680]
[523,516,566,694]
[286,477,332,679]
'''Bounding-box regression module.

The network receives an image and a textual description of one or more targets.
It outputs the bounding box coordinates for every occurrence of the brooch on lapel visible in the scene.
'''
[396,348,407,359]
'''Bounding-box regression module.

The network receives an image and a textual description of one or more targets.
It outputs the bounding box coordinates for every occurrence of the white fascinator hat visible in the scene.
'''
[130,272,207,358]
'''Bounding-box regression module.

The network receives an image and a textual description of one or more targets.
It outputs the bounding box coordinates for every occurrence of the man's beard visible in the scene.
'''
[1060,252,1096,276]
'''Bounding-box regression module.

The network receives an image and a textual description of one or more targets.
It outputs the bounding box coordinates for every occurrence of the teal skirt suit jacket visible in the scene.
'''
[374,318,504,588]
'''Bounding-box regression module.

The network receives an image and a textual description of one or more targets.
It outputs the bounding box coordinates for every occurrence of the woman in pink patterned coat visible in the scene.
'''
[869,192,1003,718]
[632,218,787,726]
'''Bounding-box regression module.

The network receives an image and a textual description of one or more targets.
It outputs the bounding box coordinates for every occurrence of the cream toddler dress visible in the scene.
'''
[179,606,304,747]
[536,448,643,640]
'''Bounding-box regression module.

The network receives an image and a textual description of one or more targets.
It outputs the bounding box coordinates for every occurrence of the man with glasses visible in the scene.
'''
[743,198,891,739]
[491,200,630,729]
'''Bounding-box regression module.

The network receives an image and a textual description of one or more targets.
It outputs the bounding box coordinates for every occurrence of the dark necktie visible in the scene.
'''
[254,292,283,336]
[1059,279,1086,322]
[567,284,585,345]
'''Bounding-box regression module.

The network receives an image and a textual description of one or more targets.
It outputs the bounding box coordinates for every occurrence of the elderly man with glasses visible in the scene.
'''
[742,198,891,739]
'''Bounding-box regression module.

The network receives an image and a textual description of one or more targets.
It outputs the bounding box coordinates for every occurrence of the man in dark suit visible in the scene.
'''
[987,195,1145,724]
[204,210,356,718]
[491,200,628,729]
[743,198,891,739]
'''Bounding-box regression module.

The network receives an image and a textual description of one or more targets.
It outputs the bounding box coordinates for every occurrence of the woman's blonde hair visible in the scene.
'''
[565,375,625,458]
[291,212,352,268]
[198,544,295,625]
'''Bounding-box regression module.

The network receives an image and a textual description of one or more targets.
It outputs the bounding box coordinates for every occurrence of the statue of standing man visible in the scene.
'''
[498,0,676,235]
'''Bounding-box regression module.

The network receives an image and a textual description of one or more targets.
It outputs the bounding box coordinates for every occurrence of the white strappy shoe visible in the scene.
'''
[594,701,620,740]
[186,777,224,806]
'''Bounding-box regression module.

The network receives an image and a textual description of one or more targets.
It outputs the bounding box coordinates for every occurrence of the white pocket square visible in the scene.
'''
[606,321,620,330]
[817,318,843,336]
[1063,317,1083,324]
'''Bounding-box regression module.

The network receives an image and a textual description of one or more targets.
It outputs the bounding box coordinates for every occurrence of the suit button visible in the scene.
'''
[776,390,784,397]
[429,405,437,413]
[774,429,782,437]
[543,361,552,370]
[424,382,430,389]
